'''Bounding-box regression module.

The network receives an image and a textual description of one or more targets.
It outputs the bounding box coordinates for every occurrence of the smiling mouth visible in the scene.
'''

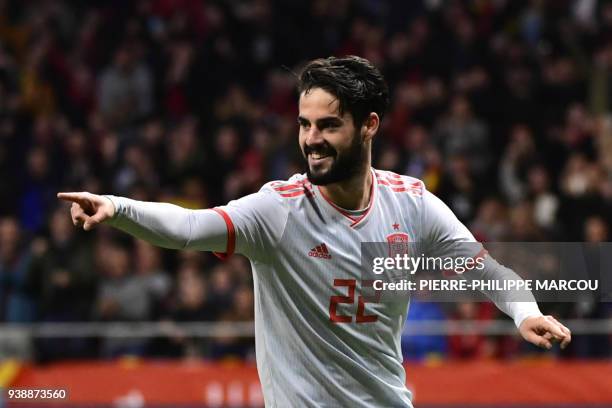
[308,154,333,166]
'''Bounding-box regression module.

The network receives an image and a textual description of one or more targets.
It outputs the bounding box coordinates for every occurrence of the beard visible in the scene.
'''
[302,132,366,185]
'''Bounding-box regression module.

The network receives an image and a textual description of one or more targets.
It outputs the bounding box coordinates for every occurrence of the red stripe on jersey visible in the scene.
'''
[274,183,301,192]
[212,208,235,260]
[385,178,405,186]
[378,175,423,195]
[280,191,304,198]
[275,179,313,197]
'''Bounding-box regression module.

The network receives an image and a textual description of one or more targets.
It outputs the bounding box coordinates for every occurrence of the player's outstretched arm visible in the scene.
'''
[420,189,572,350]
[519,314,571,350]
[57,192,227,252]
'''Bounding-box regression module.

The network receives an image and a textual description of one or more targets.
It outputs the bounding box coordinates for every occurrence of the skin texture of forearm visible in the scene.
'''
[104,196,227,252]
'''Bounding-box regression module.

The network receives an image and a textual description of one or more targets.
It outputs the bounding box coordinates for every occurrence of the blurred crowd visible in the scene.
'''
[0,0,611,362]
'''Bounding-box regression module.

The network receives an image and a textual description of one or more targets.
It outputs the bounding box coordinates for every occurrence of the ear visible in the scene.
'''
[361,112,380,142]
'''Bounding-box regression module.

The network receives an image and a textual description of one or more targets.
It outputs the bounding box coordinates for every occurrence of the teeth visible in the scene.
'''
[311,154,327,160]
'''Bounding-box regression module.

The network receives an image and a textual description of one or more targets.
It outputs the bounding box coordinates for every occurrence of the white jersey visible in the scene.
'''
[107,167,541,407]
[214,168,528,407]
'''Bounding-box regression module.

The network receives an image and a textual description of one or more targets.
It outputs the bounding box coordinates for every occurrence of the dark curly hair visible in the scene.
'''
[298,56,390,128]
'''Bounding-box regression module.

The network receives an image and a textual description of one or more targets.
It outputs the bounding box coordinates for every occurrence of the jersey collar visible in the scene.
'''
[314,168,378,229]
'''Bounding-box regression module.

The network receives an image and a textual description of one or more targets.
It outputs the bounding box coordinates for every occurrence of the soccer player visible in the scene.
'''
[58,56,571,407]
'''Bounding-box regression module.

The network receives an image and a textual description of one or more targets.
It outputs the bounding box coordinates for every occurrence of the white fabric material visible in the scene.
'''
[420,190,542,328]
[104,168,542,407]
[104,196,228,252]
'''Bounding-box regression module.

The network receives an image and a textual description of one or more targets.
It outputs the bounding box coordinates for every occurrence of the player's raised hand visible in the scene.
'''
[57,192,115,231]
[519,315,572,350]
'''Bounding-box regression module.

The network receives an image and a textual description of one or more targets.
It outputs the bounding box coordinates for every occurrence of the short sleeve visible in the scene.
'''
[213,185,289,261]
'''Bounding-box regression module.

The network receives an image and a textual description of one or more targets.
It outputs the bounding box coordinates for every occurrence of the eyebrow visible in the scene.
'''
[297,116,344,127]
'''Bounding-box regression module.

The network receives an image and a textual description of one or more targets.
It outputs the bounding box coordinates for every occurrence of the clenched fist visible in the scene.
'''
[57,192,115,231]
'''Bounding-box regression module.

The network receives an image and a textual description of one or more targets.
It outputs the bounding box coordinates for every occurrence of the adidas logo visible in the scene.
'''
[308,243,332,259]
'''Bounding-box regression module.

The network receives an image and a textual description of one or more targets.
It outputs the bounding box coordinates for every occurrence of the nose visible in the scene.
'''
[304,127,324,147]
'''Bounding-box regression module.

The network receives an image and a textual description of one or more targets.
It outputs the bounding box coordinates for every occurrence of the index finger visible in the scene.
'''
[57,192,88,204]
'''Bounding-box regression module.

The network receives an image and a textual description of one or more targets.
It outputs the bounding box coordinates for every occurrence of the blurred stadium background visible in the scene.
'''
[0,0,611,406]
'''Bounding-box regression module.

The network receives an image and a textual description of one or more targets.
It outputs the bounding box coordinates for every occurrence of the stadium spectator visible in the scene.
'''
[401,300,448,361]
[0,217,36,322]
[567,215,611,358]
[470,198,510,242]
[151,263,209,358]
[95,242,153,357]
[500,125,539,205]
[449,301,498,360]
[20,146,57,232]
[437,154,482,222]
[97,44,153,128]
[134,240,171,318]
[433,95,490,177]
[527,165,560,233]
[95,242,153,322]
[209,285,255,360]
[28,208,96,322]
[28,208,97,361]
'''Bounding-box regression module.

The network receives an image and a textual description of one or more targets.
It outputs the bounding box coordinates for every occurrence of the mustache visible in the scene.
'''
[304,143,337,157]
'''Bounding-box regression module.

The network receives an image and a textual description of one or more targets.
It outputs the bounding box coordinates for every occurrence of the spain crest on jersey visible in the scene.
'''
[386,232,410,257]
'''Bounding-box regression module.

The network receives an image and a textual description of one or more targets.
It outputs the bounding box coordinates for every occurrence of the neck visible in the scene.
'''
[318,164,372,210]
